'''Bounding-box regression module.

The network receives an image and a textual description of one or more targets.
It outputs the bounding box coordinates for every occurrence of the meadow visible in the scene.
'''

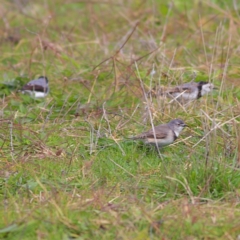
[0,0,240,239]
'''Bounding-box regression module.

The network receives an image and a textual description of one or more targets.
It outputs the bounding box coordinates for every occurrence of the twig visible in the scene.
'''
[9,120,15,162]
[93,22,140,71]
[166,176,195,204]
[115,104,139,130]
[102,102,126,156]
[108,158,135,177]
[193,114,240,148]
[41,103,54,131]
[135,62,163,160]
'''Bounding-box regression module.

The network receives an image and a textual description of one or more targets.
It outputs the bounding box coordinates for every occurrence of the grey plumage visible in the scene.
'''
[150,81,215,101]
[131,119,187,147]
[21,76,49,98]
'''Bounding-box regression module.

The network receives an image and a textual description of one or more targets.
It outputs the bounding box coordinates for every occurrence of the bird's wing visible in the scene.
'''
[22,77,48,92]
[132,124,170,139]
[28,77,48,87]
[21,84,48,92]
[178,82,198,91]
[166,83,195,94]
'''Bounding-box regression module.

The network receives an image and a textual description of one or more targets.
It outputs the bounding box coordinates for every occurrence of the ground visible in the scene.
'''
[0,0,240,239]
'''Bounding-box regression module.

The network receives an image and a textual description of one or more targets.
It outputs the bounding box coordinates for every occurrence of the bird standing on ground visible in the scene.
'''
[150,81,215,101]
[21,76,49,98]
[130,119,187,148]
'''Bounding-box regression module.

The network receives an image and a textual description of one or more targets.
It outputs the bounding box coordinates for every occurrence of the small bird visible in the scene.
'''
[130,119,187,147]
[150,81,215,101]
[21,76,49,98]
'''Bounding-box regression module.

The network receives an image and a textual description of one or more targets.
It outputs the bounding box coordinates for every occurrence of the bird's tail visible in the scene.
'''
[147,86,165,97]
[148,86,175,98]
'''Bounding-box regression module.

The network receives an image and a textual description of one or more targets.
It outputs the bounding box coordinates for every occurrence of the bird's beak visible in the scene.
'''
[213,87,218,90]
[183,124,188,127]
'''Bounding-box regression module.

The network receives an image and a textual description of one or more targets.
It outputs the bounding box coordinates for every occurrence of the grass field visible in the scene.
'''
[0,0,240,239]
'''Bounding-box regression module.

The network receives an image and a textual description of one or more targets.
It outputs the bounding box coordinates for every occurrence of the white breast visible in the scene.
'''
[22,90,48,98]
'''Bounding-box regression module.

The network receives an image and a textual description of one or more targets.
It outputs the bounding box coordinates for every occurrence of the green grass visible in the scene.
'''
[0,0,240,239]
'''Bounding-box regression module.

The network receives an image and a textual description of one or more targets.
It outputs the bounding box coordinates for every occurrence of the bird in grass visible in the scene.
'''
[21,76,49,98]
[130,119,187,148]
[150,81,215,101]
